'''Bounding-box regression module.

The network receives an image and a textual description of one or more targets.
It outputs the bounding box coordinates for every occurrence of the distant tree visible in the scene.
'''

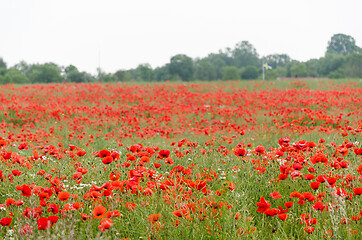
[0,68,30,84]
[194,58,217,81]
[222,66,240,80]
[136,64,153,81]
[153,65,171,81]
[265,66,287,80]
[343,53,362,78]
[232,41,259,68]
[328,69,345,79]
[114,70,133,82]
[29,63,64,83]
[240,66,259,79]
[0,68,6,77]
[318,53,345,76]
[169,54,194,81]
[14,61,31,77]
[66,71,95,83]
[97,68,117,82]
[264,54,291,68]
[0,57,7,69]
[64,65,78,74]
[326,34,361,56]
[290,63,307,77]
[206,53,227,79]
[305,59,319,77]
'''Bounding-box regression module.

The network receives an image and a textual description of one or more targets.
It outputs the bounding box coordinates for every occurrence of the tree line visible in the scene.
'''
[0,33,361,84]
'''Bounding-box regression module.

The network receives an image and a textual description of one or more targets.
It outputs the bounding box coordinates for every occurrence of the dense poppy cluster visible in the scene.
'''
[0,81,361,239]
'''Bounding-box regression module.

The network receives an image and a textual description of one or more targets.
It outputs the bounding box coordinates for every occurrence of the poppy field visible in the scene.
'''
[0,79,361,239]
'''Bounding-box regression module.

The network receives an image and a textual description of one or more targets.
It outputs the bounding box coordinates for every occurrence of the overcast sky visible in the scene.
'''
[1,0,361,74]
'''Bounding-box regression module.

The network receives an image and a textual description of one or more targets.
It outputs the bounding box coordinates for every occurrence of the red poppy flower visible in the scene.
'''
[19,224,32,235]
[310,182,320,190]
[234,148,246,157]
[37,217,49,230]
[264,208,279,216]
[11,169,22,176]
[98,149,111,158]
[194,180,207,190]
[353,187,362,195]
[72,202,83,210]
[172,209,190,219]
[93,205,107,218]
[312,201,325,212]
[37,216,58,230]
[292,163,303,170]
[302,192,315,201]
[304,227,315,234]
[16,184,32,197]
[126,202,136,211]
[354,148,362,155]
[0,139,7,148]
[278,137,291,147]
[270,191,283,199]
[47,203,59,214]
[0,217,12,226]
[256,197,271,213]
[98,218,113,232]
[254,145,265,155]
[48,215,59,225]
[107,210,122,218]
[278,174,288,180]
[5,198,15,207]
[153,162,161,168]
[58,192,71,201]
[76,149,86,156]
[158,149,170,159]
[316,175,327,183]
[164,157,174,165]
[102,156,113,164]
[304,174,315,180]
[147,214,162,223]
[80,213,91,221]
[1,151,11,159]
[327,177,336,185]
[278,213,287,221]
[284,202,293,208]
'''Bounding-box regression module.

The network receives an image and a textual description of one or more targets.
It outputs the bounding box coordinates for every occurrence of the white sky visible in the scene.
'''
[1,0,361,74]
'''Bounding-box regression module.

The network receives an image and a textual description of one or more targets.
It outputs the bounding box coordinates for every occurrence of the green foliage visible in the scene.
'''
[222,66,240,80]
[29,63,64,83]
[194,58,217,81]
[169,54,194,81]
[318,54,345,76]
[326,33,361,56]
[290,63,307,77]
[0,68,30,84]
[264,54,291,68]
[343,53,362,78]
[114,70,134,82]
[265,66,287,80]
[153,65,171,81]
[232,41,259,68]
[2,33,362,85]
[240,66,259,79]
[205,53,228,80]
[0,57,7,69]
[136,64,153,81]
[305,59,319,77]
[97,68,117,82]
[65,65,95,83]
[328,69,345,79]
